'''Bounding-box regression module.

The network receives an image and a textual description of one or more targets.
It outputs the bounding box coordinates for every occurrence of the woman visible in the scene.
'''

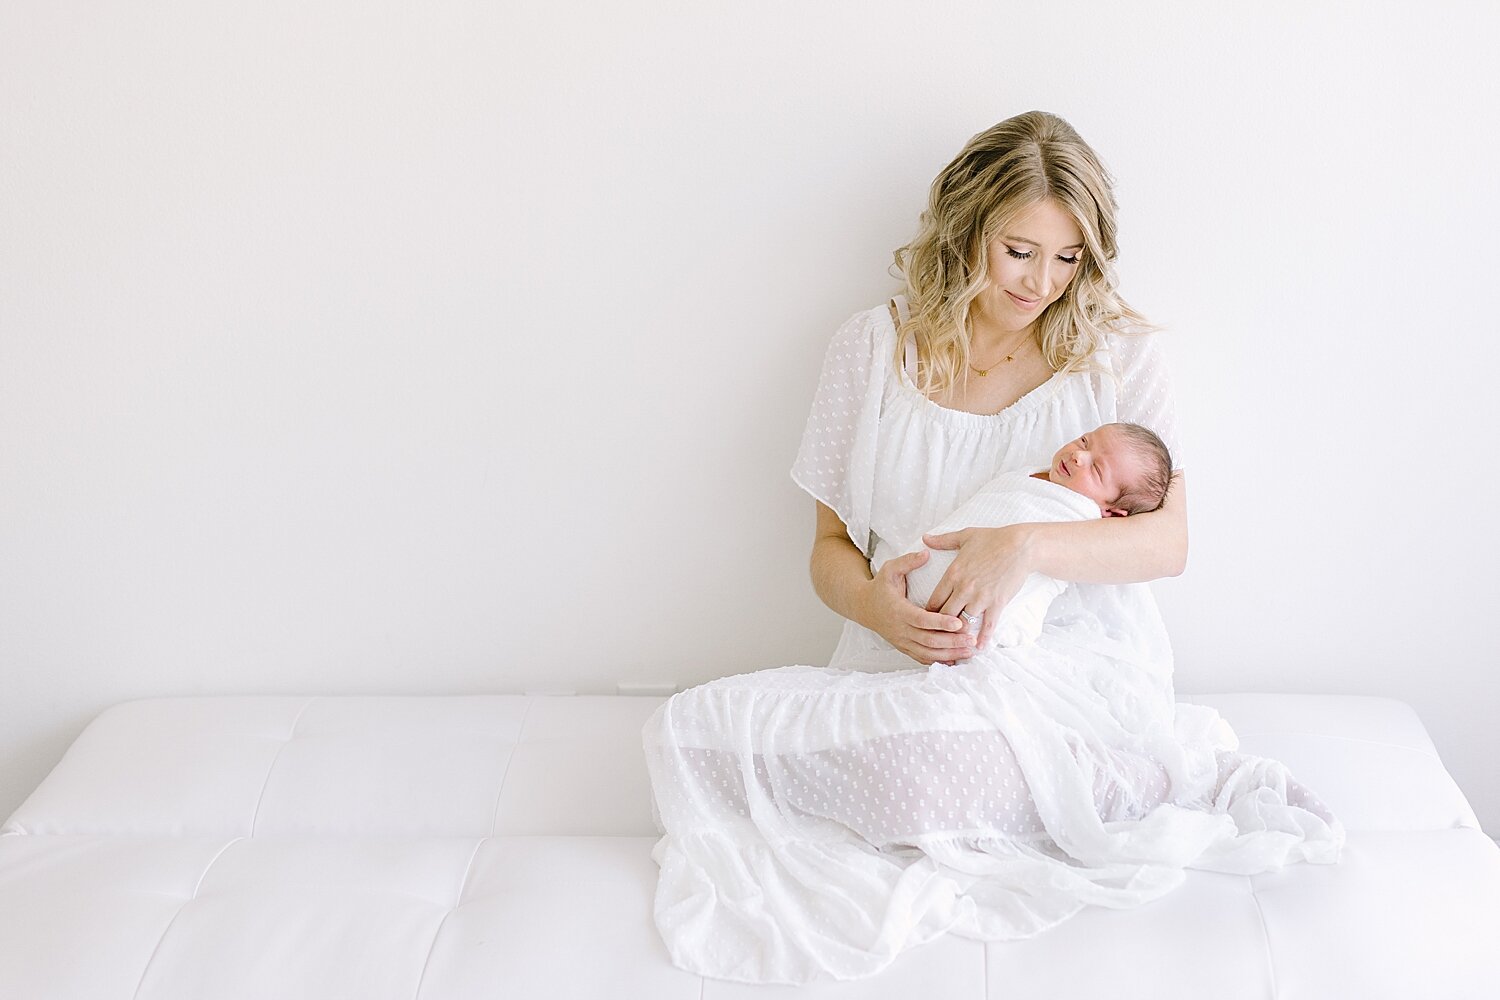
[643,111,1343,986]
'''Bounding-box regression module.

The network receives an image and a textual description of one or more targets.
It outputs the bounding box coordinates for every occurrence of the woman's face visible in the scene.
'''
[975,198,1085,334]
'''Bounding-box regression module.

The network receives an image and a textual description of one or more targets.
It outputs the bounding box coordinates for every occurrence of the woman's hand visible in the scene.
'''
[921,524,1037,649]
[856,549,975,666]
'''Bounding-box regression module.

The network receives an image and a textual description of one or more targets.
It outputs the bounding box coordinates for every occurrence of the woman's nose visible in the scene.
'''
[1024,259,1055,296]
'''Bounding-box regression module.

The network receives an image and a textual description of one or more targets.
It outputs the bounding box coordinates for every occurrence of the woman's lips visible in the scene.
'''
[1059,459,1069,477]
[1007,290,1041,310]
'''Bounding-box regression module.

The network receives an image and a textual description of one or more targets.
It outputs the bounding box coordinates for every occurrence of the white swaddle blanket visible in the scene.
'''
[895,471,1099,649]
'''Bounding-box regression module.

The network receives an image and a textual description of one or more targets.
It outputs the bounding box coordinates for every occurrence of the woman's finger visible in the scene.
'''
[882,548,930,579]
[899,641,944,666]
[974,608,996,650]
[925,570,957,613]
[905,604,966,633]
[922,529,965,551]
[925,557,981,613]
[913,641,970,665]
[910,628,975,653]
[937,590,974,620]
[954,610,983,650]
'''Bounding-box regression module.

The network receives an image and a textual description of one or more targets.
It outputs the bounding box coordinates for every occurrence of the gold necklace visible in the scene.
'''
[967,330,1034,376]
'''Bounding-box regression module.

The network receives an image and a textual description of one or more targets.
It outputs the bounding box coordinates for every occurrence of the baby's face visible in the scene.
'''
[1045,424,1147,516]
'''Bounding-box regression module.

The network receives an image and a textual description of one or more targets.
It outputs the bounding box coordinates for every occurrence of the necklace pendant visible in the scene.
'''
[975,368,989,377]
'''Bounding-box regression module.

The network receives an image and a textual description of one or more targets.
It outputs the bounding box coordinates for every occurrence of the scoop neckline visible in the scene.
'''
[882,301,1070,424]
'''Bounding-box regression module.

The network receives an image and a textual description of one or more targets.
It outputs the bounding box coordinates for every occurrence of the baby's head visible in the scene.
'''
[1046,422,1172,517]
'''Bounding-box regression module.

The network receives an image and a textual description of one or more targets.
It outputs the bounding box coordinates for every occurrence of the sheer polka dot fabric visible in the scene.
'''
[1108,323,1187,472]
[644,664,1342,984]
[790,308,886,558]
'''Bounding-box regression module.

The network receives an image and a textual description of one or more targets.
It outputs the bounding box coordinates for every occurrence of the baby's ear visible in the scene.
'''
[1101,506,1130,518]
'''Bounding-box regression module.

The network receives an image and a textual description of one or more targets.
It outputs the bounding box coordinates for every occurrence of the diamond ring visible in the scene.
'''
[960,611,981,625]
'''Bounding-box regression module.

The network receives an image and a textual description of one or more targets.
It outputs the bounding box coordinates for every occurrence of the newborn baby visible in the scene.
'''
[904,421,1173,652]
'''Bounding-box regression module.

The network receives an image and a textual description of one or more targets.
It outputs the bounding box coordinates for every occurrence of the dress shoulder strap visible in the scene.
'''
[888,296,916,378]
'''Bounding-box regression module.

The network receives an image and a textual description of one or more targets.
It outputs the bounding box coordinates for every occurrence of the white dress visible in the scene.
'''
[642,297,1345,985]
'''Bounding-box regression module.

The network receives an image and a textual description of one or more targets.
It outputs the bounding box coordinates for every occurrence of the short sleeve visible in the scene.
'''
[1108,330,1187,471]
[790,307,888,558]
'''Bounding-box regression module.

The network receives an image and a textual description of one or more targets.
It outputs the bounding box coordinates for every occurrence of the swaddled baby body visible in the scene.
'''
[902,421,1172,653]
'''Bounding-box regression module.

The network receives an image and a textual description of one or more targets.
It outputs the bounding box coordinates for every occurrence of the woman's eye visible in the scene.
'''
[1005,247,1033,260]
[1059,255,1081,265]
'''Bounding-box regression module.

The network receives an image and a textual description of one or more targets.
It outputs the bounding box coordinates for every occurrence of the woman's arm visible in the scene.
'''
[1025,470,1188,581]
[922,472,1189,648]
[811,501,975,666]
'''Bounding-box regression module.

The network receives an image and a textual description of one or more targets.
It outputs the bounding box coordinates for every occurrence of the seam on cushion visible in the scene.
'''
[488,697,537,836]
[412,837,486,1000]
[1234,732,1439,759]
[130,836,242,1000]
[247,698,316,836]
[1247,876,1280,1000]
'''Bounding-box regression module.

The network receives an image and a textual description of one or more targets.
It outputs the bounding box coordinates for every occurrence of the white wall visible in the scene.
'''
[3,1,1497,830]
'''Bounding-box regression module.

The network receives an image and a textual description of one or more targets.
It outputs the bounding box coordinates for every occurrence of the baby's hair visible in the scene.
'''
[1107,422,1173,514]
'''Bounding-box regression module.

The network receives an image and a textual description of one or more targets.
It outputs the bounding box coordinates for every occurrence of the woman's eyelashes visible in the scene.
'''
[1004,246,1082,264]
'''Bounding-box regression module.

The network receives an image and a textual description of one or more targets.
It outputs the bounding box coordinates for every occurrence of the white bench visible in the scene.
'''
[2,693,1496,998]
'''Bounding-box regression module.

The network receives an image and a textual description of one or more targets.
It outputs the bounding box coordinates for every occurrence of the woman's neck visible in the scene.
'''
[968,307,1038,356]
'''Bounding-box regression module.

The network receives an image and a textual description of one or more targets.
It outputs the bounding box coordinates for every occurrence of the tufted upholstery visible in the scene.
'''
[2,693,1497,998]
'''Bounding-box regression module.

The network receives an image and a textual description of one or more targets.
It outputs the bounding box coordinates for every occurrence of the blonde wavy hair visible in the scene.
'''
[891,111,1154,396]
